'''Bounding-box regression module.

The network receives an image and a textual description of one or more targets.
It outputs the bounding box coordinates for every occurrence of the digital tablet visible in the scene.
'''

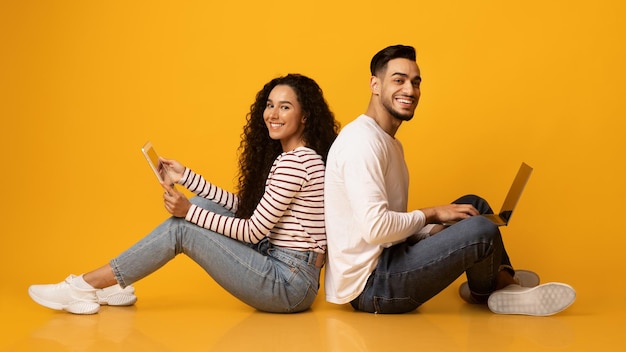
[141,141,165,183]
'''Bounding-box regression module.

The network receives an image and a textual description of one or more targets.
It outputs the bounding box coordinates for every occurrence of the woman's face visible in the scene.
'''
[264,84,306,152]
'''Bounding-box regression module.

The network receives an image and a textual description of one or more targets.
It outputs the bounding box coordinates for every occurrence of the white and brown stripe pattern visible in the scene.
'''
[180,147,326,253]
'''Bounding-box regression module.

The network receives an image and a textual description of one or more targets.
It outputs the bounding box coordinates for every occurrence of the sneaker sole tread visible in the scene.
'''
[98,293,137,306]
[488,282,576,316]
[28,287,99,314]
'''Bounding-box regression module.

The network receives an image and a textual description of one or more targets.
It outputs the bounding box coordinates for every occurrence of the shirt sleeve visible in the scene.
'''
[178,168,238,213]
[182,154,308,244]
[341,138,426,245]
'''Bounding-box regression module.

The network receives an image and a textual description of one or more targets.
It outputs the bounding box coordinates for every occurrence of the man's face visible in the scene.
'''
[377,58,421,121]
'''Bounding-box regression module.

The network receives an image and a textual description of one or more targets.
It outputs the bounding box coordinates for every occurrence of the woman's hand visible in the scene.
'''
[159,157,185,185]
[161,183,191,218]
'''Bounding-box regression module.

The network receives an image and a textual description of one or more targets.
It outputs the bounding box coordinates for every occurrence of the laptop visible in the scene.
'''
[444,162,533,227]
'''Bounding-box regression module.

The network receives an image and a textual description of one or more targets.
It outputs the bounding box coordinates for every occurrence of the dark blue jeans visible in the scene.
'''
[350,195,512,314]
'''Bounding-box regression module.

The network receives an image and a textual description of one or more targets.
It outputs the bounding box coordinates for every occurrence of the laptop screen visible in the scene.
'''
[498,162,533,222]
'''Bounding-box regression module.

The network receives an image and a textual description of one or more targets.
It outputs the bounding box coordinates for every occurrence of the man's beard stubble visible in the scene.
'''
[382,100,415,122]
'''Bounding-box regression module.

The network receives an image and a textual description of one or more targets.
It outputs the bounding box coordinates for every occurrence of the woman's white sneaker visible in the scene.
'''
[96,284,137,306]
[487,282,576,316]
[28,275,100,315]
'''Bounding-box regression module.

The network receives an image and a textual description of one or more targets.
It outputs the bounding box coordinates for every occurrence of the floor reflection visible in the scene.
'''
[10,306,169,351]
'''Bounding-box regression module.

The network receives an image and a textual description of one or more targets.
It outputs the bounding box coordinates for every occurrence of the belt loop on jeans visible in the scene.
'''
[311,252,326,268]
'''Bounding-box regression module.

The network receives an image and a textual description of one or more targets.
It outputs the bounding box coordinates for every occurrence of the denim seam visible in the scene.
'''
[375,239,492,278]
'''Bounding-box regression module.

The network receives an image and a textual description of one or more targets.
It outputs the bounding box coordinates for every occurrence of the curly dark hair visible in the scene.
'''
[235,73,340,218]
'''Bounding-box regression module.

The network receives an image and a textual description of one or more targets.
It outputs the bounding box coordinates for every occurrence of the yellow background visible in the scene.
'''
[1,0,624,327]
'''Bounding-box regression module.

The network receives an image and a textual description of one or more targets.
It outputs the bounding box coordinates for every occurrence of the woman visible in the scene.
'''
[29,73,340,314]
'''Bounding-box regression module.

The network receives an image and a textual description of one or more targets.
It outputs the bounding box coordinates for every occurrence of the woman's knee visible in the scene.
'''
[189,196,234,216]
[189,196,209,207]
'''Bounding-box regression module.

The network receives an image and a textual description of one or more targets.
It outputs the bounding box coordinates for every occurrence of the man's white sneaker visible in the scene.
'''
[96,284,137,306]
[459,269,540,304]
[487,282,576,316]
[28,275,100,315]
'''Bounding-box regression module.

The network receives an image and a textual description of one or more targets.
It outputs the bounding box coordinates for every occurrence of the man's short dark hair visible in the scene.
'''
[370,45,416,76]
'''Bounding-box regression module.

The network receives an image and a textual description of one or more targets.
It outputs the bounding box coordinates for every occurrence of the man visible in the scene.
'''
[323,44,575,315]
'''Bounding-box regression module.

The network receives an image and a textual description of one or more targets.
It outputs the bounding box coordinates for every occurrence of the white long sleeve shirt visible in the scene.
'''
[324,115,430,304]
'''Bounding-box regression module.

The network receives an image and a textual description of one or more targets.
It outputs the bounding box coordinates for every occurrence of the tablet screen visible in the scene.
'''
[141,141,164,183]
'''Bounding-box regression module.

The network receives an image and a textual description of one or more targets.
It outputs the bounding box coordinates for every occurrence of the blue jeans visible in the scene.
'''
[110,197,322,313]
[350,195,513,314]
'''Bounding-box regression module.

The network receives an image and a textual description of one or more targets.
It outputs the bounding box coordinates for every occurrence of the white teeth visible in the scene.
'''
[398,99,412,104]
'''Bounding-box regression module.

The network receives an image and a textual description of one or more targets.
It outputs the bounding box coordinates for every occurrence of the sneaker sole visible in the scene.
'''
[488,282,576,316]
[99,293,137,306]
[28,287,99,315]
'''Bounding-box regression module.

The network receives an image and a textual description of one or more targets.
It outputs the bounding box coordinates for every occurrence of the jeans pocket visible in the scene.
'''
[288,281,318,313]
[373,296,420,314]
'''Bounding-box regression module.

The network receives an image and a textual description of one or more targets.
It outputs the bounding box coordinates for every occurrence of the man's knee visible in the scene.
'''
[453,194,483,204]
[453,195,493,214]
[464,216,499,237]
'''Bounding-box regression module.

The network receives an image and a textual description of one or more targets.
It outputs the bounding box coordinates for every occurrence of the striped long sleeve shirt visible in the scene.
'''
[179,146,327,253]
